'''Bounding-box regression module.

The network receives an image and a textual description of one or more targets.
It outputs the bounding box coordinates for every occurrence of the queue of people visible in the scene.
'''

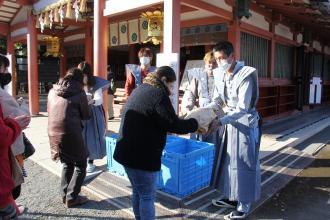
[0,54,31,219]
[0,41,261,220]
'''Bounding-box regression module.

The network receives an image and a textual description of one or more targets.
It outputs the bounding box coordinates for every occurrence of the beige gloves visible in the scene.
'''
[185,107,217,134]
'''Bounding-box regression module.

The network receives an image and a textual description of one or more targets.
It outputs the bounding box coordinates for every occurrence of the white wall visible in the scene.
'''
[201,0,232,12]
[313,40,322,52]
[11,27,27,37]
[297,33,303,44]
[275,23,293,40]
[325,46,330,55]
[241,10,269,31]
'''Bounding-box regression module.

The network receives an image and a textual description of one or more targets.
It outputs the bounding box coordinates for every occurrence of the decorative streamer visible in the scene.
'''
[59,5,64,26]
[79,0,87,13]
[44,11,49,26]
[49,10,53,29]
[65,1,73,19]
[39,14,44,33]
[73,0,79,21]
[54,7,59,23]
[35,15,40,28]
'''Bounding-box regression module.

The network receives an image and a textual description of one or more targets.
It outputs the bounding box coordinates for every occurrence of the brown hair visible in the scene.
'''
[78,61,95,87]
[138,48,153,58]
[64,68,84,85]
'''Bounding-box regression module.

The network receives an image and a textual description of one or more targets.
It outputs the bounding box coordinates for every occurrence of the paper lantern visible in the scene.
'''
[44,36,61,57]
[141,10,163,45]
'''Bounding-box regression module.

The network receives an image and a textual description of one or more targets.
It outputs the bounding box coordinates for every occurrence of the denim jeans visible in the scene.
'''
[60,159,87,201]
[125,167,158,220]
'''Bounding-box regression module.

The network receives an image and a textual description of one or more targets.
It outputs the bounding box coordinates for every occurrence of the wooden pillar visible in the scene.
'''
[85,21,93,65]
[269,22,276,80]
[163,0,181,113]
[163,0,181,54]
[7,33,16,96]
[228,19,240,59]
[93,0,108,120]
[27,10,39,115]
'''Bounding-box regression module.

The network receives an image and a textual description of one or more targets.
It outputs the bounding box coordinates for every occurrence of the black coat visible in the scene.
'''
[47,79,91,162]
[114,73,198,171]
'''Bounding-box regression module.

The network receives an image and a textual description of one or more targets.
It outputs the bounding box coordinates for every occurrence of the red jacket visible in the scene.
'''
[0,103,21,207]
[124,69,149,97]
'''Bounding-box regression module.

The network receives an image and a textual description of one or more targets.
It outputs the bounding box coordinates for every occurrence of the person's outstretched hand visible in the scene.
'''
[12,115,31,130]
[206,118,220,135]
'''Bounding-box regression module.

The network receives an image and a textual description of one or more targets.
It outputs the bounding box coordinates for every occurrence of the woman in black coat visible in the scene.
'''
[47,68,91,208]
[114,66,199,220]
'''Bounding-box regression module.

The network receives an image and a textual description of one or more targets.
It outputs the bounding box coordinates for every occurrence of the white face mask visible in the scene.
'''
[139,57,150,66]
[218,59,231,70]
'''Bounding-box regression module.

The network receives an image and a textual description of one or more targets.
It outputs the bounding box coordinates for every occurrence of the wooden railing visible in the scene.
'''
[257,85,297,118]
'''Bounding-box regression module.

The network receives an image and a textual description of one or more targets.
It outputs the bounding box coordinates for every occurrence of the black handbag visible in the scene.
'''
[23,132,35,159]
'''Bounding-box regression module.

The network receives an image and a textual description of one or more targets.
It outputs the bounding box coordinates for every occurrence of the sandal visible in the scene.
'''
[212,199,238,208]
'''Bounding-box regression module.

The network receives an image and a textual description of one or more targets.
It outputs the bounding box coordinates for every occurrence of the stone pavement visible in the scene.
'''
[23,106,330,219]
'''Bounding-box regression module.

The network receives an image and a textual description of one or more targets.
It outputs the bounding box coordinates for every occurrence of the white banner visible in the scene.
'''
[128,19,139,44]
[109,23,119,46]
[119,21,128,45]
[139,18,148,43]
[156,53,180,113]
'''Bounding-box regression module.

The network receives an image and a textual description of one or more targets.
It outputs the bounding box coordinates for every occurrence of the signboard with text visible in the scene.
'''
[156,53,179,113]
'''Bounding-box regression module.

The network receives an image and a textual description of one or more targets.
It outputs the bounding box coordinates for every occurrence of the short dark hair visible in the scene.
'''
[0,54,10,68]
[64,68,84,85]
[213,41,234,57]
[138,48,153,58]
[156,66,176,83]
[78,61,95,87]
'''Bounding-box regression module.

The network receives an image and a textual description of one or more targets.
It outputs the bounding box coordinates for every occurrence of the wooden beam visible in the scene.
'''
[15,0,37,6]
[11,34,26,44]
[181,0,232,21]
[10,21,26,32]
[274,34,299,46]
[0,21,9,34]
[63,28,85,37]
[0,13,14,18]
[52,19,92,27]
[63,38,84,46]
[37,28,63,36]
[240,22,273,39]
[181,16,229,28]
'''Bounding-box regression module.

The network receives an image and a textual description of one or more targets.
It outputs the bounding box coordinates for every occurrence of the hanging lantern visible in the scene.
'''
[141,10,163,45]
[79,0,87,13]
[49,10,54,29]
[54,7,59,23]
[73,0,79,21]
[44,11,50,26]
[59,5,64,26]
[39,14,45,33]
[44,36,61,57]
[66,1,73,19]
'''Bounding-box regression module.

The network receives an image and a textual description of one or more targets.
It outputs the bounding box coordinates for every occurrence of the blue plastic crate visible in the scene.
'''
[106,135,214,198]
[157,138,214,198]
[106,136,127,177]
